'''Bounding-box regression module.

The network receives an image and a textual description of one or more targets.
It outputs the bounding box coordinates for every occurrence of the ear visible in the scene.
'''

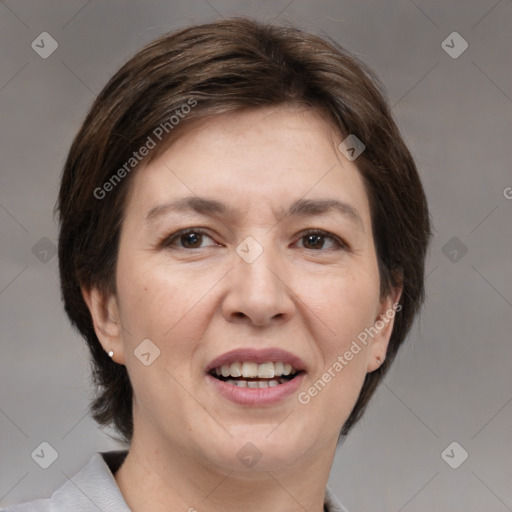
[366,286,402,373]
[81,285,126,365]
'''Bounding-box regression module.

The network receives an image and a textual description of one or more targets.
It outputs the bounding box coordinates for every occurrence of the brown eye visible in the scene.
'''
[295,230,347,251]
[302,233,326,249]
[162,228,219,249]
[180,231,203,248]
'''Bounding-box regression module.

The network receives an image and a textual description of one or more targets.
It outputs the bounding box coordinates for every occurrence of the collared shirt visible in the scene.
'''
[2,450,348,512]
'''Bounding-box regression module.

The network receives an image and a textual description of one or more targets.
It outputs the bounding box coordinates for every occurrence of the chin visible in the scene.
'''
[202,428,314,475]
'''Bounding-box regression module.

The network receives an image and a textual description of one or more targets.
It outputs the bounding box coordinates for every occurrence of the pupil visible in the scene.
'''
[306,234,323,249]
[182,232,201,248]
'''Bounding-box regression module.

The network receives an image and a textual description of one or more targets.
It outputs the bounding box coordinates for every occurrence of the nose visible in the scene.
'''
[221,245,296,328]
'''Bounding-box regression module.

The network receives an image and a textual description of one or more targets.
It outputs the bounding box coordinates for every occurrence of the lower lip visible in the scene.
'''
[206,373,305,406]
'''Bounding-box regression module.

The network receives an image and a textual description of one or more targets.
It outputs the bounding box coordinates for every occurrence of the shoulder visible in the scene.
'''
[4,452,347,512]
[1,451,130,512]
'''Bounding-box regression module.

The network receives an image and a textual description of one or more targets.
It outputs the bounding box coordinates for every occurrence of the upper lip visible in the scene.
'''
[205,348,307,374]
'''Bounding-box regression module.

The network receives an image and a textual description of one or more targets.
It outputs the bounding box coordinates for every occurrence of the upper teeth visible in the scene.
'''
[214,361,297,379]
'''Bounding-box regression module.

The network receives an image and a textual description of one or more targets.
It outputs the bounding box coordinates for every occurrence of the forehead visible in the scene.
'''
[124,106,372,227]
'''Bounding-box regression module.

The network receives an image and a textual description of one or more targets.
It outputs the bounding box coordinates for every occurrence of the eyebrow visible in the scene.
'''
[145,196,363,229]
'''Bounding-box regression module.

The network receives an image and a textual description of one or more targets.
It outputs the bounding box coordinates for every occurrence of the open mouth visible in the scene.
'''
[210,373,299,388]
[208,361,304,388]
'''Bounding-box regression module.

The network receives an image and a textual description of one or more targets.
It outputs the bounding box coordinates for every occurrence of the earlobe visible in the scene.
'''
[81,285,125,364]
[366,288,402,373]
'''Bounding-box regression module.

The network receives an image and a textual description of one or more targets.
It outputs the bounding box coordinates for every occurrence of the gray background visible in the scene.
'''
[1,1,511,510]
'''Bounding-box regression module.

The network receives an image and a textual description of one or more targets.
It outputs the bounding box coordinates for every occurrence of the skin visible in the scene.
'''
[83,106,401,512]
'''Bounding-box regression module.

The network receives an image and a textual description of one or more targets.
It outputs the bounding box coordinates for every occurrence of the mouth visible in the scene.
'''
[208,361,304,388]
[205,348,307,404]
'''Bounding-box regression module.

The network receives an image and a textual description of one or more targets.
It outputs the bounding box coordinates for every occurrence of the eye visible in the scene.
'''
[161,228,220,249]
[159,228,348,251]
[295,229,348,251]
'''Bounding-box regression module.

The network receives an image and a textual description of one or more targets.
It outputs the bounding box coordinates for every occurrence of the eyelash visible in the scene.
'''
[159,228,349,252]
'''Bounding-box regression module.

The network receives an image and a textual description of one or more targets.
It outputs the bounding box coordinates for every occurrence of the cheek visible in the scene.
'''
[293,263,379,421]
[114,254,207,404]
[115,250,218,353]
[298,262,381,348]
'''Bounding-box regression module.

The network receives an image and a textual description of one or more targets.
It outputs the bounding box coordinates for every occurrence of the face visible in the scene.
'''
[86,106,399,476]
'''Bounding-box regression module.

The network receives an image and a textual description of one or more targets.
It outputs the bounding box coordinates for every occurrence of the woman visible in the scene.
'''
[5,17,430,512]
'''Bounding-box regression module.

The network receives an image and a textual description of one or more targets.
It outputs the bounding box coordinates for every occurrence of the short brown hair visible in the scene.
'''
[57,17,431,445]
